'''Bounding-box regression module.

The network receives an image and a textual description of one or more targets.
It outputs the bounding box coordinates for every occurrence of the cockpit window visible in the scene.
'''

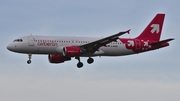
[13,39,23,42]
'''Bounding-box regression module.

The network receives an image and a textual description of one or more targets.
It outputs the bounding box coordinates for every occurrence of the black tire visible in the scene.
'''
[27,60,31,64]
[87,58,94,64]
[77,62,83,68]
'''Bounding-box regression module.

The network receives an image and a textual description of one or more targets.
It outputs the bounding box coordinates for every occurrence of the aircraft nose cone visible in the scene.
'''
[7,44,12,51]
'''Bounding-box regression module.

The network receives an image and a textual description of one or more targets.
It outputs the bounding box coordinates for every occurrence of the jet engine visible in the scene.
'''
[63,46,81,57]
[48,54,71,63]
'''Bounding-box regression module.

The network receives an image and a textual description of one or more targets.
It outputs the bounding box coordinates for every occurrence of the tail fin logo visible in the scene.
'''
[151,24,160,34]
[136,14,165,41]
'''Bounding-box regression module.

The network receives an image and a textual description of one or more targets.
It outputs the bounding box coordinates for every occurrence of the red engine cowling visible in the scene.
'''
[63,46,81,57]
[48,54,71,63]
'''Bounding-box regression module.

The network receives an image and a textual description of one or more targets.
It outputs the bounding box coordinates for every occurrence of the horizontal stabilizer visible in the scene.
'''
[150,38,174,46]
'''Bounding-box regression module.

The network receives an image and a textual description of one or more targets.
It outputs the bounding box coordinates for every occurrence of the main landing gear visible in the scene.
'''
[87,57,94,64]
[27,54,32,64]
[75,57,83,68]
[75,57,94,68]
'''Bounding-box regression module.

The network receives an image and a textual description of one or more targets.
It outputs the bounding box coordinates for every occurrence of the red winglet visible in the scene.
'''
[126,29,131,34]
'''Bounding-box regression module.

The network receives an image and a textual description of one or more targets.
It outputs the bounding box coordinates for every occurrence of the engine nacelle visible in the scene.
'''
[48,54,71,63]
[63,46,81,57]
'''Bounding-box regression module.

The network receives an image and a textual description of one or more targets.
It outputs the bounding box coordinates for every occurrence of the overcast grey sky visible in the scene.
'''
[1,0,180,101]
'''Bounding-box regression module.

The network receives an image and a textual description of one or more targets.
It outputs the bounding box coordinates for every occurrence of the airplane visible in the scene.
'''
[7,13,174,68]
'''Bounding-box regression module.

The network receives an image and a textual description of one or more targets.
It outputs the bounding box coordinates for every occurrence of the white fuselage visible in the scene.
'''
[7,35,135,57]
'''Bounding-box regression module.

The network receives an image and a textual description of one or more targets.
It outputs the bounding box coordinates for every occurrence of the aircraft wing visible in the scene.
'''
[80,29,130,54]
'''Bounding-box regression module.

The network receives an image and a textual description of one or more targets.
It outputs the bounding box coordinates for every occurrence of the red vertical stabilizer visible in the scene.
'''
[136,14,165,41]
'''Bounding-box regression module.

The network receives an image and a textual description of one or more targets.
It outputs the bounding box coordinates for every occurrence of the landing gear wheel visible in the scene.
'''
[77,62,83,68]
[87,57,94,64]
[27,60,31,64]
[75,56,83,68]
[27,54,32,64]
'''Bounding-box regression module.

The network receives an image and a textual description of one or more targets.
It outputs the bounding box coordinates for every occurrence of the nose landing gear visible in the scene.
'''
[27,54,32,64]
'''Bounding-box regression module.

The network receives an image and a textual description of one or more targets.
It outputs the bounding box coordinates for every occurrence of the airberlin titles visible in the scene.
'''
[37,42,58,46]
